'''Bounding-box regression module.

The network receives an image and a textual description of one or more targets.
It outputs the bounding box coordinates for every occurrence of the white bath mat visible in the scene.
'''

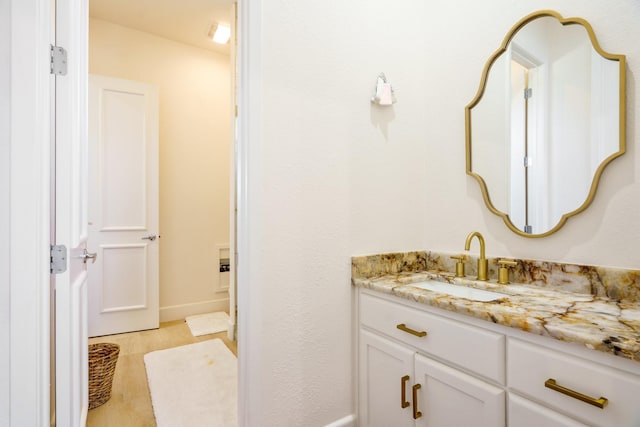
[144,339,237,427]
[185,312,229,337]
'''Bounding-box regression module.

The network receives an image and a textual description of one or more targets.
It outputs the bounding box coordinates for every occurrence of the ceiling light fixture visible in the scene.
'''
[208,23,231,44]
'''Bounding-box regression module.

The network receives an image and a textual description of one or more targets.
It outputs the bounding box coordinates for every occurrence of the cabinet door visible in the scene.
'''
[360,330,415,427]
[509,394,588,427]
[414,354,505,427]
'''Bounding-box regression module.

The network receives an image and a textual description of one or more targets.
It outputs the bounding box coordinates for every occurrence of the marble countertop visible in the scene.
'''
[353,270,640,363]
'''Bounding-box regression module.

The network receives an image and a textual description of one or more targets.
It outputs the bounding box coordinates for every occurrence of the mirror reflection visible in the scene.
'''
[466,11,625,237]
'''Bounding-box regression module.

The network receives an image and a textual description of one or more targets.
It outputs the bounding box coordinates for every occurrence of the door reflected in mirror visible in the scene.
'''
[465,10,625,237]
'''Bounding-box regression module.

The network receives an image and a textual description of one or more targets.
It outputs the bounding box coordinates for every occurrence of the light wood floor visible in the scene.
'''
[86,320,237,427]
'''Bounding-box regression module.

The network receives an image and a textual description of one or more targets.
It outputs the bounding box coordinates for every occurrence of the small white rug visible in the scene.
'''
[185,312,229,337]
[144,339,237,427]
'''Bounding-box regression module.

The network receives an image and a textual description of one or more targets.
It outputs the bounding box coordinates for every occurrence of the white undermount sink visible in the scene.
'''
[408,280,508,302]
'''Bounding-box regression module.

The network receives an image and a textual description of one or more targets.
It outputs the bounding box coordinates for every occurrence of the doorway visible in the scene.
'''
[85,0,237,423]
[87,0,236,337]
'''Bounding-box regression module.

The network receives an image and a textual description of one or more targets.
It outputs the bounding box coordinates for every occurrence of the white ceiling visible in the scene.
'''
[89,0,234,55]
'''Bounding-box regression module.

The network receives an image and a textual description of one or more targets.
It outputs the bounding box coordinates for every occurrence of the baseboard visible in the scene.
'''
[226,318,236,341]
[325,414,356,427]
[160,298,229,322]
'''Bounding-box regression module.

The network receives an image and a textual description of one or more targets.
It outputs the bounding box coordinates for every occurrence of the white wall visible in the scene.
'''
[242,1,430,425]
[242,0,640,425]
[0,1,10,424]
[89,19,231,320]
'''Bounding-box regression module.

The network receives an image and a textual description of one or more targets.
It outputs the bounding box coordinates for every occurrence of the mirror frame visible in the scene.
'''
[465,10,626,238]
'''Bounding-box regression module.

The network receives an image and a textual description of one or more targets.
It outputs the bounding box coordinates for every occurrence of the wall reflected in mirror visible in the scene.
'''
[466,11,625,237]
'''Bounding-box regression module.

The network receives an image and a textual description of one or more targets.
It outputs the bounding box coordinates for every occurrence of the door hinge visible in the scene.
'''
[523,156,532,167]
[50,45,68,76]
[50,244,67,274]
[524,87,532,100]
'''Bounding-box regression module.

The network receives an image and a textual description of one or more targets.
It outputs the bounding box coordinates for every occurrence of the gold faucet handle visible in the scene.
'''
[450,254,467,277]
[497,259,518,284]
[497,259,517,267]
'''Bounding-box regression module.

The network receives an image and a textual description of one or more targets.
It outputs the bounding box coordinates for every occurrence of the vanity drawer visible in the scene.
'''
[359,291,505,383]
[508,339,640,427]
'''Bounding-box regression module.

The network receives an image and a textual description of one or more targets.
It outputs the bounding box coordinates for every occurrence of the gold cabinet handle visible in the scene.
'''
[401,375,410,409]
[412,383,423,419]
[544,378,608,409]
[396,323,427,338]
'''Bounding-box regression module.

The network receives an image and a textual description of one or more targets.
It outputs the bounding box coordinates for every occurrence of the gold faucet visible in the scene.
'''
[464,231,488,281]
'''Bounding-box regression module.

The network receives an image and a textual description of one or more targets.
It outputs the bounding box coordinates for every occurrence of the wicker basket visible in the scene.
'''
[88,343,120,409]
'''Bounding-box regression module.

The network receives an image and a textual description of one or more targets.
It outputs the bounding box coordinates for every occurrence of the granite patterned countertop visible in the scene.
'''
[352,252,640,363]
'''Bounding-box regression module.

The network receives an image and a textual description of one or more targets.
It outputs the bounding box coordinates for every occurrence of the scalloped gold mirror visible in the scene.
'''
[465,10,625,237]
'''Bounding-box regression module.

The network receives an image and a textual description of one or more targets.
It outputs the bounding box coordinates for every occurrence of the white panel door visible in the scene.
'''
[55,0,89,425]
[88,74,159,337]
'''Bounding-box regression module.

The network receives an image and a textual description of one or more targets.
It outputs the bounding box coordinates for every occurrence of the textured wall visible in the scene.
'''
[244,0,430,424]
[244,0,640,425]
[89,19,231,318]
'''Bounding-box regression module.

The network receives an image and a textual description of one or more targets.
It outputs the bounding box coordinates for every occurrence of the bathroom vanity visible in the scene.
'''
[353,252,640,427]
[353,9,638,426]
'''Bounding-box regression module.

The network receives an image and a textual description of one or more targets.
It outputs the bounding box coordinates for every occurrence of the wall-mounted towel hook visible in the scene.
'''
[371,73,396,106]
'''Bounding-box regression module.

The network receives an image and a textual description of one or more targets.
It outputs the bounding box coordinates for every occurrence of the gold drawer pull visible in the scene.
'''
[396,323,427,337]
[401,375,410,408]
[412,383,423,419]
[545,378,608,409]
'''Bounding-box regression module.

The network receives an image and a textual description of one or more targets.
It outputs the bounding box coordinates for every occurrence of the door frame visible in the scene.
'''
[8,0,54,425]
[8,0,255,425]
[235,1,260,426]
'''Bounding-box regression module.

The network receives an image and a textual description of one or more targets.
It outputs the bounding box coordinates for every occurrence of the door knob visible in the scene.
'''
[81,249,97,264]
[141,234,158,241]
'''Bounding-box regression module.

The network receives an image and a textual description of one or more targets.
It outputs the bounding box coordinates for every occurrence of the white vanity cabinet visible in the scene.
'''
[356,288,640,427]
[358,291,505,426]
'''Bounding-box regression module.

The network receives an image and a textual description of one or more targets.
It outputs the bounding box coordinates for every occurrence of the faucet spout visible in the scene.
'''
[464,231,485,259]
[464,231,488,281]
